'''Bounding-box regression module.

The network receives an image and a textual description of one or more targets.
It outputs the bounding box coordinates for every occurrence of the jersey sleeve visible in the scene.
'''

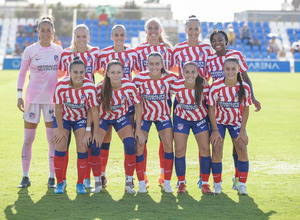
[202,85,210,101]
[17,59,30,90]
[128,83,141,104]
[87,85,99,107]
[207,85,218,106]
[53,82,63,104]
[242,83,252,107]
[238,52,249,73]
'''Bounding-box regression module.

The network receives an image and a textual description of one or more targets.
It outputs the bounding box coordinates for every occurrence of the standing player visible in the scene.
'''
[206,30,261,190]
[171,62,212,194]
[172,15,212,188]
[17,16,63,188]
[95,59,145,194]
[58,24,100,189]
[96,25,140,188]
[135,18,174,187]
[208,56,252,195]
[133,52,177,193]
[53,57,100,194]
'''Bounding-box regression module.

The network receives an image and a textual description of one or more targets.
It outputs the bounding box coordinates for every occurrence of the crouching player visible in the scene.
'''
[53,57,101,194]
[171,62,212,194]
[208,56,252,195]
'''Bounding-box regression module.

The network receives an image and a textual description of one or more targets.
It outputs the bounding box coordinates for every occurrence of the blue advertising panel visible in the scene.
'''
[246,60,290,72]
[295,61,300,72]
[3,58,22,70]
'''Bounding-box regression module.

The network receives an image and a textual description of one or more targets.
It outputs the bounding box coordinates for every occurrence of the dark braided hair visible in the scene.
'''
[210,30,229,46]
[101,59,124,112]
[224,56,245,103]
[183,62,204,106]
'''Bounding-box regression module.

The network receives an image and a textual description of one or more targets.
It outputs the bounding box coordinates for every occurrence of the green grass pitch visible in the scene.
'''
[0,70,299,219]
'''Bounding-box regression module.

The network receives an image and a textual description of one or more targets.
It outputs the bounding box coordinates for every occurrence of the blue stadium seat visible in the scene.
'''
[261,45,267,52]
[252,45,260,51]
[262,21,269,29]
[124,19,130,26]
[243,39,249,45]
[202,30,208,38]
[116,19,122,25]
[232,21,238,28]
[33,36,38,43]
[216,22,223,30]
[244,45,251,52]
[248,21,254,28]
[239,22,245,28]
[262,51,268,59]
[236,44,243,52]
[295,29,300,34]
[264,27,270,34]
[132,19,138,26]
[253,51,260,59]
[270,52,277,59]
[245,51,252,59]
[287,28,294,35]
[235,39,242,45]
[228,45,235,50]
[93,19,98,27]
[208,22,214,30]
[139,20,145,28]
[77,19,84,24]
[255,22,262,29]
[294,52,300,59]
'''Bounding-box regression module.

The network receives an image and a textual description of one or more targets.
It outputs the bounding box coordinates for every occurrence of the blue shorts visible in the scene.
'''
[210,123,244,139]
[173,115,209,135]
[53,117,86,132]
[141,119,172,133]
[167,99,172,109]
[99,113,132,132]
[128,105,135,115]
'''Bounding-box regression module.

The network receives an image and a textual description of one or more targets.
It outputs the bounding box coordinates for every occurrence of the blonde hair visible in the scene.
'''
[38,15,55,42]
[144,18,173,49]
[70,24,92,52]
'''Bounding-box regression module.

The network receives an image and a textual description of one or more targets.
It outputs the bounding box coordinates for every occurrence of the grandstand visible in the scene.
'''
[1,17,300,71]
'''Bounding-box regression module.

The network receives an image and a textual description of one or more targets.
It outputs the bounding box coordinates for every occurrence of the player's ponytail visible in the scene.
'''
[237,72,245,104]
[224,56,245,103]
[69,56,86,87]
[101,59,124,112]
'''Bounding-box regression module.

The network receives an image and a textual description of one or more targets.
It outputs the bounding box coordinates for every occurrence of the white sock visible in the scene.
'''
[49,172,55,178]
[101,172,106,177]
[139,181,146,188]
[164,180,171,186]
[95,176,101,182]
[160,168,164,174]
[23,171,29,177]
[126,176,133,182]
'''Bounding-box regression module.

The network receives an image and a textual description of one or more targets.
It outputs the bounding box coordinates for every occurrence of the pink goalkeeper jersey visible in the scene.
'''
[97,46,140,80]
[208,78,252,126]
[172,41,212,79]
[206,50,248,81]
[133,71,177,121]
[17,42,63,104]
[96,78,141,120]
[171,79,209,121]
[59,47,99,81]
[135,42,173,71]
[53,78,98,121]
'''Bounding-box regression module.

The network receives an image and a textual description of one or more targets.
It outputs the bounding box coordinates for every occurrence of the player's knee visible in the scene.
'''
[123,137,135,155]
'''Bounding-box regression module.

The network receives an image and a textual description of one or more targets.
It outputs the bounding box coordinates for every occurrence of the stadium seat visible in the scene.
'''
[253,51,260,59]
[139,20,145,31]
[270,52,277,59]
[252,45,260,51]
[245,51,252,59]
[228,45,235,50]
[261,45,267,52]
[77,19,84,24]
[132,19,138,26]
[116,19,122,25]
[294,52,300,59]
[244,45,251,52]
[262,51,268,59]
[236,44,243,52]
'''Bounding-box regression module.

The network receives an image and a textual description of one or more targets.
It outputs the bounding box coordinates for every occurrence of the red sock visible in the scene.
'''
[54,155,65,184]
[63,149,69,180]
[164,158,173,180]
[136,160,145,181]
[125,154,136,176]
[213,173,222,183]
[143,143,147,173]
[235,167,239,178]
[77,158,88,184]
[101,149,109,173]
[90,155,101,177]
[239,171,248,183]
[201,174,210,182]
[85,148,92,179]
[178,175,185,182]
[159,141,164,170]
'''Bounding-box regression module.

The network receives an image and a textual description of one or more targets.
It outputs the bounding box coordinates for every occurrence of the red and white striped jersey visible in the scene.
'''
[171,79,209,121]
[97,46,140,80]
[53,78,98,121]
[206,49,248,82]
[133,71,178,121]
[135,42,173,71]
[172,41,212,79]
[59,47,99,81]
[208,78,252,126]
[96,78,141,120]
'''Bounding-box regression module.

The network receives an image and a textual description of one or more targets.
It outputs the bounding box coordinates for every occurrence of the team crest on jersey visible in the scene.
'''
[160,85,166,91]
[124,58,130,66]
[81,95,86,102]
[178,123,184,131]
[54,55,59,62]
[29,112,35,119]
[160,50,165,57]
[121,95,127,102]
[87,57,92,64]
[199,52,204,59]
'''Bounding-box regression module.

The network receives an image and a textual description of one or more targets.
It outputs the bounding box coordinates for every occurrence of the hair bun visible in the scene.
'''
[73,56,80,61]
[189,15,197,19]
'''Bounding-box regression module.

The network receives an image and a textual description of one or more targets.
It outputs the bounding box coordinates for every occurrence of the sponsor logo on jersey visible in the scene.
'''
[29,112,35,119]
[54,55,59,62]
[142,93,166,101]
[217,101,240,108]
[180,103,198,111]
[182,61,205,68]
[211,70,225,80]
[178,123,184,130]
[63,102,85,109]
